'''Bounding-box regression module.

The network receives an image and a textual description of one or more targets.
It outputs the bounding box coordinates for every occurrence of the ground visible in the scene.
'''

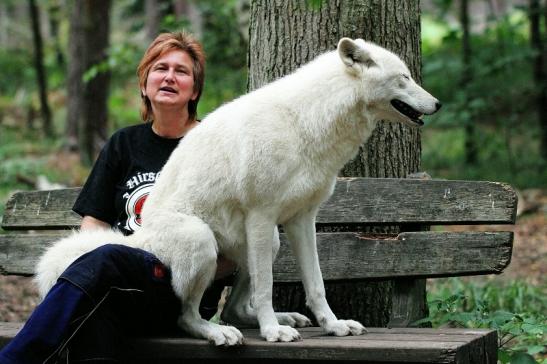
[0,203,545,322]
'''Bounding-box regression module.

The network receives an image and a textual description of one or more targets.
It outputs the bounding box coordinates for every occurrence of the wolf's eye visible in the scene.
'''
[401,74,410,80]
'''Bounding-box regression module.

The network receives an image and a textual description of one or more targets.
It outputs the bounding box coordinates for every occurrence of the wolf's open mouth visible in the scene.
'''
[391,99,424,126]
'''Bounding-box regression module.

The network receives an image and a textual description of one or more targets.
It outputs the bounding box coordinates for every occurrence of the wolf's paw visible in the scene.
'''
[276,312,313,328]
[261,325,302,342]
[208,325,244,346]
[325,319,367,336]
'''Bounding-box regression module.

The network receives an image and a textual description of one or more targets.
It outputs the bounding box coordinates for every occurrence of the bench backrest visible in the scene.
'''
[0,178,517,282]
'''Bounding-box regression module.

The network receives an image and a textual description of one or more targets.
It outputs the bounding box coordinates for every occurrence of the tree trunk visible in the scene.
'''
[529,0,547,160]
[48,1,65,68]
[248,0,424,327]
[28,0,53,137]
[81,0,112,165]
[65,0,85,152]
[460,0,477,165]
[173,0,203,39]
[145,0,161,43]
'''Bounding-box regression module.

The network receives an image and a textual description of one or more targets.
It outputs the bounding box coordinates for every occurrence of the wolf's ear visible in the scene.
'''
[338,38,376,70]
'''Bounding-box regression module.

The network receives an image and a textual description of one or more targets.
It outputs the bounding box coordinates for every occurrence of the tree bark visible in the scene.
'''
[81,0,112,165]
[529,0,547,160]
[145,0,161,43]
[248,0,424,327]
[28,0,53,137]
[173,0,203,40]
[460,0,477,165]
[65,0,85,151]
[47,1,65,68]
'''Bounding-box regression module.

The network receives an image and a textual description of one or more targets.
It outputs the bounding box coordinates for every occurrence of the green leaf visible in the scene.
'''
[410,317,433,326]
[521,323,545,335]
[526,345,545,355]
[508,352,537,364]
[498,350,511,364]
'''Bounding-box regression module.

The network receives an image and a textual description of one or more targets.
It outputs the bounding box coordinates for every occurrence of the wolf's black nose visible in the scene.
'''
[435,102,442,111]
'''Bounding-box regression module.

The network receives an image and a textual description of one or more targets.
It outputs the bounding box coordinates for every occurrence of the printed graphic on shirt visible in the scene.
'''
[123,173,156,230]
[122,172,162,232]
[125,171,160,190]
[124,183,153,232]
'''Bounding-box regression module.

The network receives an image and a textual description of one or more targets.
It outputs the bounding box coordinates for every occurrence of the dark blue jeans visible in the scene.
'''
[0,244,225,364]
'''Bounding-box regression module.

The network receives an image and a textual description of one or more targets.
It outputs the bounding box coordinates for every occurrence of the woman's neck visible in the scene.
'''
[151,108,197,139]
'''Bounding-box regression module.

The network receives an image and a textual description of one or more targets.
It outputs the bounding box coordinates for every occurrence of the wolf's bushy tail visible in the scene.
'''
[34,229,128,299]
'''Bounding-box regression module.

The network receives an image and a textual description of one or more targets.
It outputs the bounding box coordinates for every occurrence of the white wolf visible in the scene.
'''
[36,38,440,346]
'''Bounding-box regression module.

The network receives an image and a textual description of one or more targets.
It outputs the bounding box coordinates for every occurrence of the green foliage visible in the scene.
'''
[196,0,248,117]
[0,125,65,218]
[83,42,142,84]
[421,8,546,188]
[306,0,324,10]
[419,278,547,363]
[421,126,547,188]
[0,48,35,97]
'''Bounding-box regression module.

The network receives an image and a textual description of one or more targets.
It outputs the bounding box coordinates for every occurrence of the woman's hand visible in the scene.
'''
[215,256,237,280]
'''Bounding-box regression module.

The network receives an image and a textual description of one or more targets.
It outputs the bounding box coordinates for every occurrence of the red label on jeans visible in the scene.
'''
[153,264,165,279]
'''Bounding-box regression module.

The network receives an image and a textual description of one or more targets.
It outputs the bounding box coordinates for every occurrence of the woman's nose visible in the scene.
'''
[165,68,175,81]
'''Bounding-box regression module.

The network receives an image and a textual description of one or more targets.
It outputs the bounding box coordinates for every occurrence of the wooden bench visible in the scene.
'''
[0,177,517,363]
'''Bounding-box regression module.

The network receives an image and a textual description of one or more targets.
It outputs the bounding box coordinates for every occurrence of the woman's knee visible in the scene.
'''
[91,244,136,261]
[60,244,156,300]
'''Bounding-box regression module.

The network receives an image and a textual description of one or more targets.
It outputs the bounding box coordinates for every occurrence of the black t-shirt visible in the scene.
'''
[73,122,181,235]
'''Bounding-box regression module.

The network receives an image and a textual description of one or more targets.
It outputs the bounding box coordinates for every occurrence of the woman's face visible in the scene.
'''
[144,50,197,113]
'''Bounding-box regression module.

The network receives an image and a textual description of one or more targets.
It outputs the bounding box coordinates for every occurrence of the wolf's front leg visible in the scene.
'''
[284,209,367,337]
[245,210,302,342]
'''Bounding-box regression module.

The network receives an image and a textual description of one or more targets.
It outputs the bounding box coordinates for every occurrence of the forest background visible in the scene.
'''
[0,0,545,362]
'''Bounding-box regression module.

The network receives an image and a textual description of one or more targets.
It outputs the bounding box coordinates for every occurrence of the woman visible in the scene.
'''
[0,31,234,364]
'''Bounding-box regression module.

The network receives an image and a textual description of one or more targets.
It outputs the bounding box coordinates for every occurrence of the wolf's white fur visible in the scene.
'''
[35,38,439,345]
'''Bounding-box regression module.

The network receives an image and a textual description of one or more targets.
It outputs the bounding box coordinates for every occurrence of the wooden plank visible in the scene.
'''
[0,324,496,363]
[320,178,517,226]
[0,231,513,279]
[274,231,513,282]
[2,188,82,230]
[0,233,58,276]
[1,178,518,230]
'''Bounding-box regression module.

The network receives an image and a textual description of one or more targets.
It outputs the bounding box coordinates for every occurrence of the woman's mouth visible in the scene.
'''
[159,86,177,94]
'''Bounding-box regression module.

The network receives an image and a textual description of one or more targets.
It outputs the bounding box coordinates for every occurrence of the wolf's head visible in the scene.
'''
[338,38,441,127]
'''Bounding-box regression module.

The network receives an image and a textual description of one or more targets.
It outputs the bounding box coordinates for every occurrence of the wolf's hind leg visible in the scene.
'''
[178,286,243,346]
[175,260,243,346]
[158,214,242,346]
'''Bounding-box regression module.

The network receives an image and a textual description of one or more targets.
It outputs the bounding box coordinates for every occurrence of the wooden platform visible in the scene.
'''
[0,323,497,363]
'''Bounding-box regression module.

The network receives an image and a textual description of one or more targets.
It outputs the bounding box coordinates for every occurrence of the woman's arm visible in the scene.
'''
[80,215,111,231]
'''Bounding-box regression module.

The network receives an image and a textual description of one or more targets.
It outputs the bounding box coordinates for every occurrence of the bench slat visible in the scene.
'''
[0,178,517,230]
[320,178,517,225]
[2,188,81,230]
[0,325,497,363]
[0,231,512,279]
